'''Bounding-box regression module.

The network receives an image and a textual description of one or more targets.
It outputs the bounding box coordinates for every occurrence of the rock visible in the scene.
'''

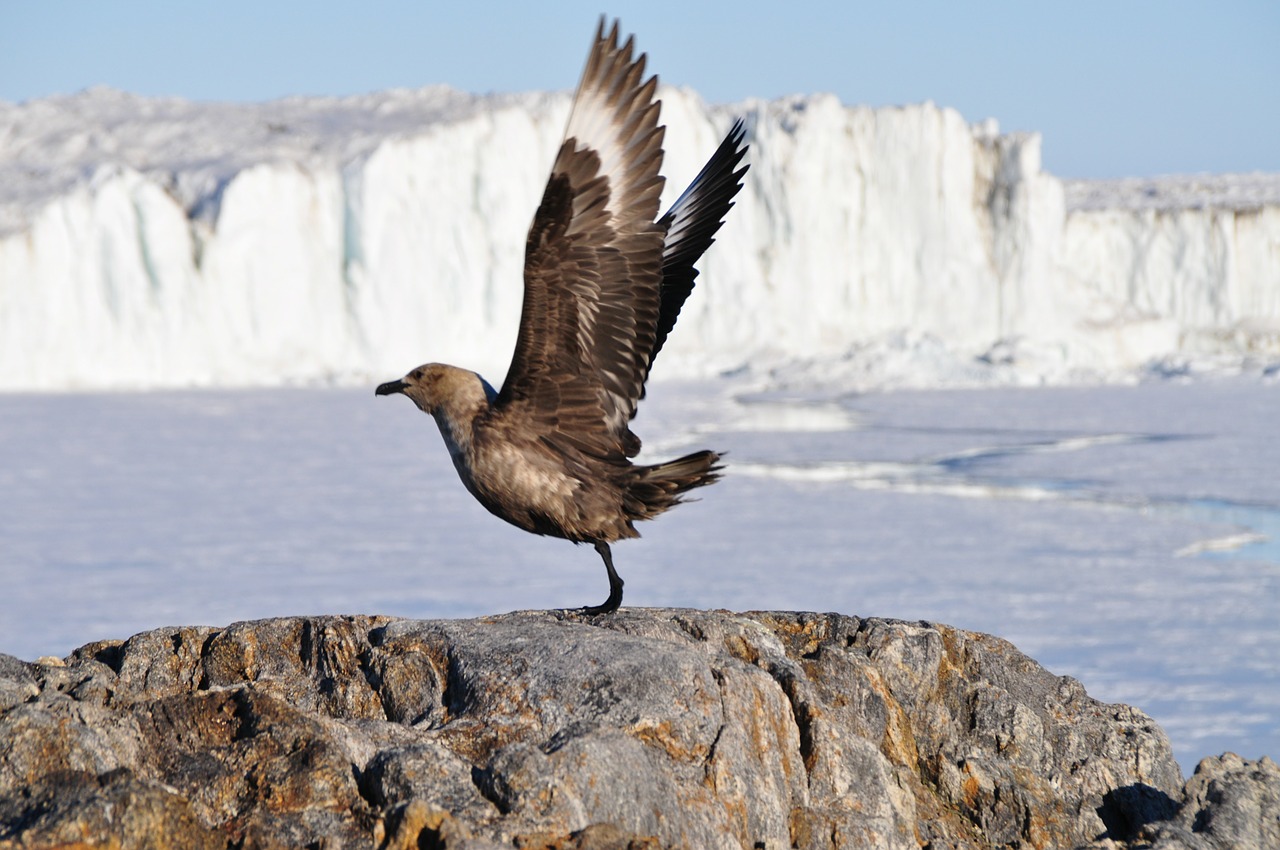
[0,609,1266,848]
[1124,753,1280,850]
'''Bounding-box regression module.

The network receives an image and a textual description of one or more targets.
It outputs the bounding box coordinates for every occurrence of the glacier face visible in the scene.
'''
[1,87,1277,391]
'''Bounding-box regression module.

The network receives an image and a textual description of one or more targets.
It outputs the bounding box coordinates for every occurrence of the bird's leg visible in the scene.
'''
[580,541,624,615]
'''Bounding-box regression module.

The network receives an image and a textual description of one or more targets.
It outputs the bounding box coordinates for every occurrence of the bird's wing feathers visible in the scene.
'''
[493,19,666,460]
[648,119,750,378]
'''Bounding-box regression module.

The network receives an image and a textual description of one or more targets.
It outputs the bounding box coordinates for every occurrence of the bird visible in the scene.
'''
[376,18,749,615]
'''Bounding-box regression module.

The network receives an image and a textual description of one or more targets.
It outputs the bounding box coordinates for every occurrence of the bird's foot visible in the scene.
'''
[578,594,622,617]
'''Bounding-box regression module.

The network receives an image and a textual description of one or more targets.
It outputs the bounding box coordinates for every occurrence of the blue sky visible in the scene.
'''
[3,1,1277,179]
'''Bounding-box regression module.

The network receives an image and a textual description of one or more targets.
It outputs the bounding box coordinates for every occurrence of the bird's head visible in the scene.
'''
[376,364,494,416]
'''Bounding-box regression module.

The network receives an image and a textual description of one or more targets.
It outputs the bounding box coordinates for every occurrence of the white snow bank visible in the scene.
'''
[1,87,1277,390]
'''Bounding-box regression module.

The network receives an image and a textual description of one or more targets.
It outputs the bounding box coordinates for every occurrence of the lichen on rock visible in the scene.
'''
[0,609,1271,849]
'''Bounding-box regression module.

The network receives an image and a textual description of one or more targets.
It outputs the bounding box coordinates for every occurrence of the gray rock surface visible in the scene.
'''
[1128,753,1280,850]
[0,609,1268,849]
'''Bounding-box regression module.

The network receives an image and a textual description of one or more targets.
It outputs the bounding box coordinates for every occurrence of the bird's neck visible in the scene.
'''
[430,388,488,463]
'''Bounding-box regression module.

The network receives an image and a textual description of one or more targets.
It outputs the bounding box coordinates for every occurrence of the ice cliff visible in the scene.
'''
[1,86,1277,391]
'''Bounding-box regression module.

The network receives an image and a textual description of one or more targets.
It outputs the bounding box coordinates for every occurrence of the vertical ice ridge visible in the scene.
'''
[0,88,1276,390]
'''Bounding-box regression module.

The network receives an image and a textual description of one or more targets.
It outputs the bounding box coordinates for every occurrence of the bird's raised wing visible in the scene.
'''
[648,118,750,380]
[492,19,665,460]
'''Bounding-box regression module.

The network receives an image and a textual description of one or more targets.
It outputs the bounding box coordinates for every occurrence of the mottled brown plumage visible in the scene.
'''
[377,19,749,614]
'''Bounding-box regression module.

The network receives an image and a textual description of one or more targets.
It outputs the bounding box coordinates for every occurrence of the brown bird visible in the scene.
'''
[376,19,748,614]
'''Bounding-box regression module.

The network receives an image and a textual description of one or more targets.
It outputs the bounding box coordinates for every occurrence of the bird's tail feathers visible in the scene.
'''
[625,450,723,520]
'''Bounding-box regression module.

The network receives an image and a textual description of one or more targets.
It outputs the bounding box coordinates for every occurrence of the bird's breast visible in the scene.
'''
[468,438,578,506]
[462,430,624,540]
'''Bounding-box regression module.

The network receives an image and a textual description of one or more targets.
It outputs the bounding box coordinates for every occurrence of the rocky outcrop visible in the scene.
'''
[0,609,1271,849]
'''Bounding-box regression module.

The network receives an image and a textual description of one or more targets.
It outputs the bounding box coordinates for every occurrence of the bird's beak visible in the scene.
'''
[375,379,409,396]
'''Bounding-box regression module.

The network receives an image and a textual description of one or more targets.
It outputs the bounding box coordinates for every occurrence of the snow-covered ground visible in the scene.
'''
[1,376,1276,776]
[2,87,1278,391]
